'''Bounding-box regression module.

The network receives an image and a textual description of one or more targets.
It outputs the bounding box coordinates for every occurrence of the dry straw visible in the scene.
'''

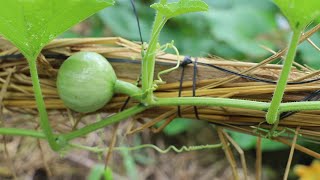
[0,25,319,159]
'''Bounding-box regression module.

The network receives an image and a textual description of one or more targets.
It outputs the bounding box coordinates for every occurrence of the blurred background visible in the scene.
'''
[63,0,320,67]
[36,0,320,179]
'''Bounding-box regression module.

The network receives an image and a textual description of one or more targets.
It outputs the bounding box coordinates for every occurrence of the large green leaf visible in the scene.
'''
[208,5,278,59]
[157,118,196,136]
[0,0,114,59]
[273,0,320,31]
[151,0,208,19]
[98,0,154,41]
[229,131,287,151]
[298,32,320,69]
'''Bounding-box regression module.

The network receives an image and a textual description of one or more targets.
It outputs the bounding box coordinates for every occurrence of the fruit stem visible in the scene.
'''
[114,80,143,100]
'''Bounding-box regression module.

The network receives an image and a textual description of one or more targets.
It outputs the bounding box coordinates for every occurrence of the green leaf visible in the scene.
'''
[98,0,211,56]
[98,0,154,41]
[273,0,320,31]
[260,138,287,151]
[151,0,209,19]
[229,131,287,151]
[104,167,113,180]
[88,165,113,180]
[229,131,256,150]
[298,32,320,69]
[0,0,114,59]
[208,5,278,59]
[157,118,196,136]
[88,164,104,180]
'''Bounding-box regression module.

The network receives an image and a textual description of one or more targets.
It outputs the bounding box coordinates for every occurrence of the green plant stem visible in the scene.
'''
[61,104,148,141]
[153,93,320,115]
[3,97,320,140]
[114,80,142,100]
[28,57,60,151]
[141,10,167,104]
[266,30,301,124]
[153,97,269,111]
[0,128,46,139]
[70,143,222,153]
[280,101,320,112]
[153,96,320,113]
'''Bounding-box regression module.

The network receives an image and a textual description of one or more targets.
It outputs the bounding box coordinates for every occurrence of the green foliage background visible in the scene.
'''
[62,0,319,151]
[98,0,279,59]
[63,0,319,66]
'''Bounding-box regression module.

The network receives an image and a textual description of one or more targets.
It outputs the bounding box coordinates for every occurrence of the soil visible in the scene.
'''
[0,110,313,180]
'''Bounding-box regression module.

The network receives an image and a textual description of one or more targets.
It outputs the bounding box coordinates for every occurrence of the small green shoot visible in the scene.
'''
[142,0,208,103]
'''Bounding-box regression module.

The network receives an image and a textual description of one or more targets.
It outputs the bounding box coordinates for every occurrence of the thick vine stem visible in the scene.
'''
[266,30,301,124]
[28,56,61,151]
[4,96,320,140]
[152,96,320,113]
[0,128,46,139]
[279,101,320,112]
[153,97,269,111]
[61,104,148,141]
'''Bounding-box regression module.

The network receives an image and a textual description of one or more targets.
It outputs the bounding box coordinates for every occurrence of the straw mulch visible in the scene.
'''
[0,25,319,161]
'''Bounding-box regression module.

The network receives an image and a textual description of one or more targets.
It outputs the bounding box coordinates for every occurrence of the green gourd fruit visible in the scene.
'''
[57,52,116,113]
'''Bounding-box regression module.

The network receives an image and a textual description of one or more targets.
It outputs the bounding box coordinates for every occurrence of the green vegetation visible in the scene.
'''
[0,0,319,154]
[0,1,319,179]
[0,0,115,151]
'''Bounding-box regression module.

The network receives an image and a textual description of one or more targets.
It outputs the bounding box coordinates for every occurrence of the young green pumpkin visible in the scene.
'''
[57,52,117,113]
[57,52,143,113]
